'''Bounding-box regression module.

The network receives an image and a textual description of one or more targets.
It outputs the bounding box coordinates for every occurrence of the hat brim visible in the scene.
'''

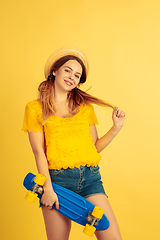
[44,47,89,79]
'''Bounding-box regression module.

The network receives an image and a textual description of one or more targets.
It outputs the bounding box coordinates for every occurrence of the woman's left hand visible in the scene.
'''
[112,107,126,129]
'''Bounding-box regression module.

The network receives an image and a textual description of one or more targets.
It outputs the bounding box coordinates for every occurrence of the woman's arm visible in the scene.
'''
[90,108,125,153]
[28,131,59,210]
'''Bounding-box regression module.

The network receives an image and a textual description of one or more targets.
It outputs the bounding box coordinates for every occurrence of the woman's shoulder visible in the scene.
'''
[78,103,98,125]
[26,99,41,110]
[25,99,42,118]
[76,103,95,118]
[81,103,94,112]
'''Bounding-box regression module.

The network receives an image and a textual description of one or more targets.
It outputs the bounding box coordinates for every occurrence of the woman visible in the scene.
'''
[22,47,125,240]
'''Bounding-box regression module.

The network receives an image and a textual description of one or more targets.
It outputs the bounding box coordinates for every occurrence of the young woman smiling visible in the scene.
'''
[22,47,125,240]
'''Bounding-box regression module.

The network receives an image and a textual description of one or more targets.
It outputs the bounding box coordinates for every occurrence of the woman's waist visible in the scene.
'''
[47,156,101,170]
[46,140,100,157]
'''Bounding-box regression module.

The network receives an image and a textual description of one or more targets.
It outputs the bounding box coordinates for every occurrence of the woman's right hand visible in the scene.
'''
[41,187,59,210]
[27,131,59,210]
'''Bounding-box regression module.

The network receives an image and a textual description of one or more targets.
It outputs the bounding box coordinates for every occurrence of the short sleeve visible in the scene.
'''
[88,104,99,126]
[22,101,43,133]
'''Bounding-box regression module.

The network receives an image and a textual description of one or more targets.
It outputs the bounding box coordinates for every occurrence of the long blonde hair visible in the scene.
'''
[38,55,114,120]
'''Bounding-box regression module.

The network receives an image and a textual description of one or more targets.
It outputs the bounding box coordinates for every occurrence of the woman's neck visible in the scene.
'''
[54,97,70,118]
[52,87,70,117]
[53,85,68,104]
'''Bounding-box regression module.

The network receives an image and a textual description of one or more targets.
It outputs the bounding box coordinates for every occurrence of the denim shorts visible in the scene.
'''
[40,165,107,207]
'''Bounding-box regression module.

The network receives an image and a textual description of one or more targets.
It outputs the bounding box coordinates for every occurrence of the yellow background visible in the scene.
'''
[1,0,160,239]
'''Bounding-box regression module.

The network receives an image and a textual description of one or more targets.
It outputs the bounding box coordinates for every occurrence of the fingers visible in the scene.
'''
[114,107,126,118]
[46,205,53,210]
[43,201,59,210]
[41,195,59,211]
[55,199,59,210]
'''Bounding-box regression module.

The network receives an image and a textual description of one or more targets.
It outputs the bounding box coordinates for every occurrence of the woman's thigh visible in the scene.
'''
[42,206,71,240]
[86,194,122,240]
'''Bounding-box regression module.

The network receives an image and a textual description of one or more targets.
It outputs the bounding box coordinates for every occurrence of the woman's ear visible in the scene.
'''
[52,71,56,76]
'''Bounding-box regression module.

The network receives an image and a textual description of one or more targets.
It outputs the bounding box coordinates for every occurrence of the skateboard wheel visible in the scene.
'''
[34,173,46,186]
[83,224,96,237]
[25,190,38,203]
[92,206,105,219]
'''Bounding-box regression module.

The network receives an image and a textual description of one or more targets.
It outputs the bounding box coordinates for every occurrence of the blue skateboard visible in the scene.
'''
[23,172,110,237]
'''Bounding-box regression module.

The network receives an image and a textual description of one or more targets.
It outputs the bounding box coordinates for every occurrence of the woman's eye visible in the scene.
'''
[75,75,80,79]
[65,69,70,73]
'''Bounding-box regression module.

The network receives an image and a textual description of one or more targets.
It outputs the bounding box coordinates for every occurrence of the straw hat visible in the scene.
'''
[44,47,89,79]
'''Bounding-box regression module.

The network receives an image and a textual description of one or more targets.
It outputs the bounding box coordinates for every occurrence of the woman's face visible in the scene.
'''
[53,60,83,92]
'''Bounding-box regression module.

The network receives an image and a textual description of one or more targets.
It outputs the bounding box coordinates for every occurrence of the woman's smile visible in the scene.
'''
[53,59,82,92]
[64,79,73,86]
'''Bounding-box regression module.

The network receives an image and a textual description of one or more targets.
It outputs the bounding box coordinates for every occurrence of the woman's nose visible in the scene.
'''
[69,73,74,80]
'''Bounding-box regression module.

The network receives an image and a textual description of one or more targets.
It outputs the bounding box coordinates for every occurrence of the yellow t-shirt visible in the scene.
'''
[22,99,101,169]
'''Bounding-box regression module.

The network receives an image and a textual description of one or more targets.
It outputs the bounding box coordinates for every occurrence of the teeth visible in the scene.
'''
[65,80,72,86]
